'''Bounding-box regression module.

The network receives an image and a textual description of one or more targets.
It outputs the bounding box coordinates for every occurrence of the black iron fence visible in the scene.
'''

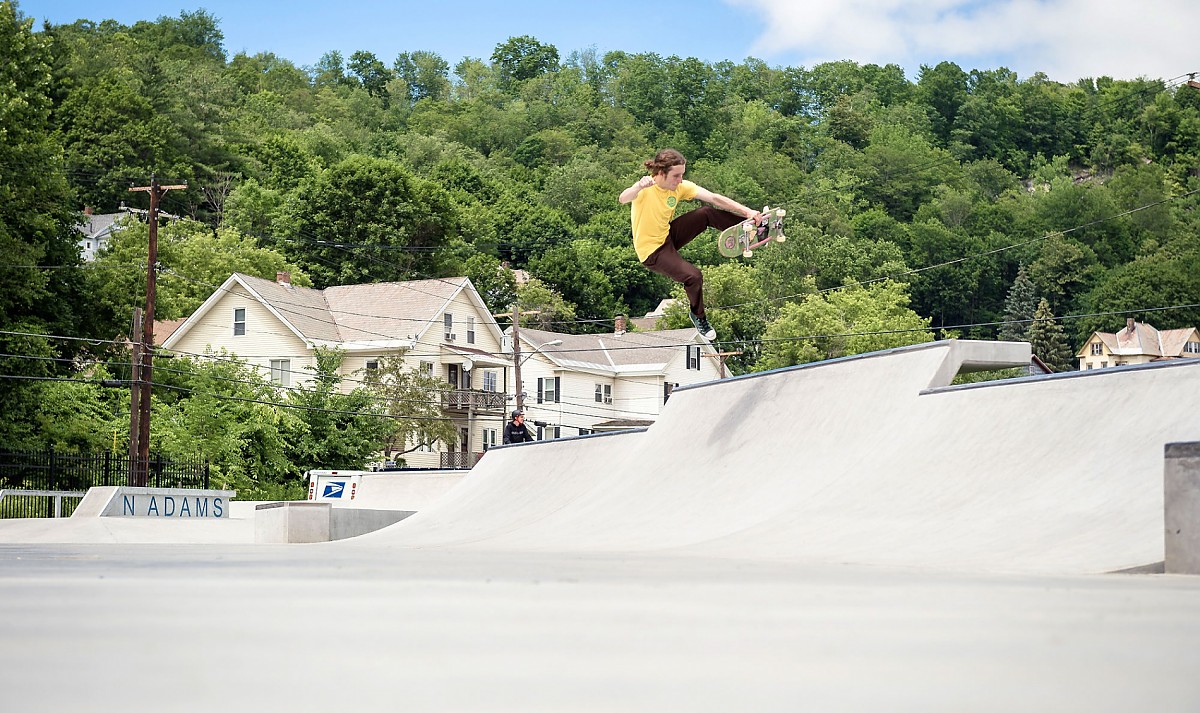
[0,448,209,493]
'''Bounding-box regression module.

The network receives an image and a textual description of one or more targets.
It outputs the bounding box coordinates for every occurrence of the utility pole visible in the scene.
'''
[511,303,523,413]
[494,306,541,413]
[128,175,186,486]
[702,350,743,379]
[128,308,143,480]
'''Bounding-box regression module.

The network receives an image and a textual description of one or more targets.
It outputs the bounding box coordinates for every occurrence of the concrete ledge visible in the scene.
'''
[1166,442,1200,574]
[255,502,330,543]
[255,502,415,543]
[331,508,414,540]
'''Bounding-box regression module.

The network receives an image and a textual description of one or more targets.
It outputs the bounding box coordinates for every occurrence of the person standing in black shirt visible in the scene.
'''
[503,410,534,444]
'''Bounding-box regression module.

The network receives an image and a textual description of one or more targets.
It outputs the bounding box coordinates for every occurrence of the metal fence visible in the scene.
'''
[0,490,87,518]
[0,449,209,518]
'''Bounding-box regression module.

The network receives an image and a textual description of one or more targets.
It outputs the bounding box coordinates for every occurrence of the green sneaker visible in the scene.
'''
[690,311,716,340]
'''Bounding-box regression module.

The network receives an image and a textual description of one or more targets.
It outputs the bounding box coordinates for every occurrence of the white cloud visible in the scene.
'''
[729,0,1198,82]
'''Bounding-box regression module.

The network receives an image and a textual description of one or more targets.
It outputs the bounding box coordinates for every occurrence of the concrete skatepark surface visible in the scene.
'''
[2,341,1199,711]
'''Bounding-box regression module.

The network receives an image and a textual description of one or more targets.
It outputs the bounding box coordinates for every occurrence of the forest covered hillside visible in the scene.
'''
[2,2,1198,485]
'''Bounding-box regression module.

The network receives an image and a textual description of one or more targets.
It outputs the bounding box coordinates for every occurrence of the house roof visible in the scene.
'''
[163,272,501,352]
[517,326,709,375]
[153,318,187,345]
[77,212,127,240]
[1077,321,1200,359]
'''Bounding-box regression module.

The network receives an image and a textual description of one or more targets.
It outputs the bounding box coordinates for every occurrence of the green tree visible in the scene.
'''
[513,278,577,330]
[461,253,518,317]
[348,50,394,103]
[491,35,559,92]
[91,218,310,321]
[917,60,968,146]
[393,50,450,102]
[280,154,461,286]
[35,365,128,451]
[998,264,1039,341]
[0,2,121,447]
[1027,298,1074,372]
[755,280,934,370]
[364,352,459,463]
[282,348,394,470]
[152,350,294,495]
[1078,239,1200,337]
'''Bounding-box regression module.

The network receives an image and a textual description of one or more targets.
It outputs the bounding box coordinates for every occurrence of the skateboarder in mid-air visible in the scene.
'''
[619,148,761,340]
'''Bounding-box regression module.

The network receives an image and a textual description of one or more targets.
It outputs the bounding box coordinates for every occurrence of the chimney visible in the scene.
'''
[276,271,292,286]
[1126,317,1136,333]
[614,314,627,335]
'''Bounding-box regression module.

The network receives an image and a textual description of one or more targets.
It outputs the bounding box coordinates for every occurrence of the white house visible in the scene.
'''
[161,272,511,469]
[76,205,179,260]
[512,323,725,439]
[76,209,128,261]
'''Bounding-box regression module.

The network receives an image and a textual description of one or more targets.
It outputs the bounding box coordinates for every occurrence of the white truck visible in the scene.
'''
[305,470,370,502]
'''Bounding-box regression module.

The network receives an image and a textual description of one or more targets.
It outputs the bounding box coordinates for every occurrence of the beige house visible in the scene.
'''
[1077,318,1200,370]
[162,272,510,469]
[512,322,725,439]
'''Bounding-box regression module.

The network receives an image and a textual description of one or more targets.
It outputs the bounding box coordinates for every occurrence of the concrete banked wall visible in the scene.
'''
[356,340,1200,574]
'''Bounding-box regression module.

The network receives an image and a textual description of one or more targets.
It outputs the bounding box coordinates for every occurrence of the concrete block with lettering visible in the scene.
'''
[1165,442,1200,575]
[72,487,235,519]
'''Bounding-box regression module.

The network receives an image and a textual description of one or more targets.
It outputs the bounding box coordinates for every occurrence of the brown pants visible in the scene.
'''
[641,206,744,317]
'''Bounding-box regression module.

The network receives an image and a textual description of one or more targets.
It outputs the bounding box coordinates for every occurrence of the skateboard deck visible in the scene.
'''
[717,207,787,258]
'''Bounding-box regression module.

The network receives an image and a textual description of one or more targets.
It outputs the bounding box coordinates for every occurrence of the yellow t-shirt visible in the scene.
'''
[630,179,699,261]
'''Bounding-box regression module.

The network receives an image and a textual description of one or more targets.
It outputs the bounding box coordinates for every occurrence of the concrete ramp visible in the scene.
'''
[356,340,1200,574]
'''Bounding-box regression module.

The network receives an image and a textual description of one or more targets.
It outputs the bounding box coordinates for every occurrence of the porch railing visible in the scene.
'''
[440,389,507,412]
[439,451,485,469]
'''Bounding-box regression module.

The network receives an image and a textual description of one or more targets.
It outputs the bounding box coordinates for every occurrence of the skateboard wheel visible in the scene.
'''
[776,235,787,243]
[742,249,753,258]
[777,209,786,217]
[742,223,753,233]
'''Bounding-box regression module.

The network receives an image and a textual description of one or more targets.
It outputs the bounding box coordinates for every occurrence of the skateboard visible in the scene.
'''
[717,207,787,258]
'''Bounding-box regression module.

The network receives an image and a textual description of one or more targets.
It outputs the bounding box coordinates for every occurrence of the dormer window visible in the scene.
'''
[1090,342,1102,356]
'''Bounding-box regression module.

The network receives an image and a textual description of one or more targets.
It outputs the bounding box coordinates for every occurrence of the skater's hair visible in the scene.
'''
[644,149,686,176]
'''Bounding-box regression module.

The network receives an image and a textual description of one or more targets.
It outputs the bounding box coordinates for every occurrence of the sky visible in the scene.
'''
[15,0,1198,85]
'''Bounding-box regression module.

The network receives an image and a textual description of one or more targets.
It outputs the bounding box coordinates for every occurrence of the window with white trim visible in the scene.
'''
[420,361,434,377]
[233,308,246,336]
[664,382,677,403]
[1186,341,1200,354]
[483,370,498,392]
[538,377,560,404]
[687,345,701,370]
[270,359,291,387]
[467,316,476,344]
[483,429,498,449]
[595,383,612,404]
[1090,342,1103,356]
[444,313,455,340]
